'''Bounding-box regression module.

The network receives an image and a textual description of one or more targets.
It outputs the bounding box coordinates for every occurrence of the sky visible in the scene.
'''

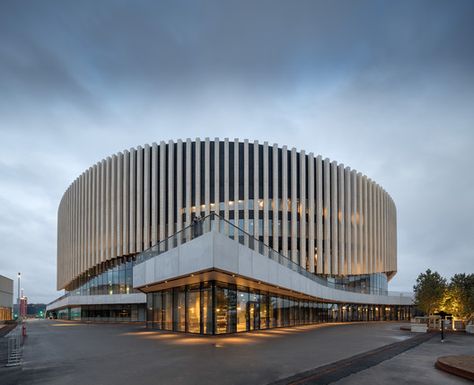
[0,1,473,303]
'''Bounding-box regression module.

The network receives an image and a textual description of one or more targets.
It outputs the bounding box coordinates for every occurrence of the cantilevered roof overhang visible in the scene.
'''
[133,231,412,306]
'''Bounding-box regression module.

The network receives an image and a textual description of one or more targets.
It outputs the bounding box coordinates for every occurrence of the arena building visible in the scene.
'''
[46,138,412,333]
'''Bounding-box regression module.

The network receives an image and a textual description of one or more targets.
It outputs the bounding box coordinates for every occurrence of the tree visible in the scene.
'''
[413,269,447,315]
[443,273,474,320]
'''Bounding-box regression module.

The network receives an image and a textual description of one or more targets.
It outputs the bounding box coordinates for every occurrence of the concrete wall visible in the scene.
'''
[46,293,146,312]
[133,231,411,306]
[0,275,13,308]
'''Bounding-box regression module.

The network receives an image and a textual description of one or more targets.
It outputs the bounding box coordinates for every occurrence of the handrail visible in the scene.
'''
[134,212,412,297]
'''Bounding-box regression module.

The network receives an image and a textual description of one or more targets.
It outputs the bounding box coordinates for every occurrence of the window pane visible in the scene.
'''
[186,286,200,333]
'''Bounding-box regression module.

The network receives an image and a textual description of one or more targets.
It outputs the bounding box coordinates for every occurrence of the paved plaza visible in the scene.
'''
[1,319,472,385]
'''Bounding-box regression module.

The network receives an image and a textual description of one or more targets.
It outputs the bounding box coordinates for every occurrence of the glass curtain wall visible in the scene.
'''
[146,281,412,335]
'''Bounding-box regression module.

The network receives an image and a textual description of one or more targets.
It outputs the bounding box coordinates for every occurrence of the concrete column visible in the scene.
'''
[136,147,143,252]
[129,150,136,255]
[91,165,96,269]
[168,140,175,237]
[111,155,117,259]
[224,138,230,234]
[323,158,331,275]
[176,139,183,232]
[338,164,345,275]
[214,138,220,227]
[116,152,123,257]
[369,180,374,273]
[195,138,201,218]
[234,138,239,238]
[357,173,363,274]
[345,167,351,275]
[143,145,150,249]
[159,141,166,242]
[362,175,368,273]
[244,139,250,236]
[272,143,279,252]
[185,139,192,227]
[308,153,315,273]
[330,161,338,275]
[281,146,288,257]
[290,148,297,263]
[151,143,158,244]
[350,170,357,275]
[299,150,306,268]
[122,150,130,255]
[253,141,260,239]
[100,159,106,261]
[316,156,323,274]
[204,138,210,217]
[105,158,111,261]
[263,142,269,247]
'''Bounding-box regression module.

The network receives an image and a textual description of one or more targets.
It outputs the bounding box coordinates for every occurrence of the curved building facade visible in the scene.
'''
[49,138,409,329]
[58,138,396,291]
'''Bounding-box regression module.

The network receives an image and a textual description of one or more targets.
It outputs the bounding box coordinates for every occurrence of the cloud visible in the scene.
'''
[0,0,473,301]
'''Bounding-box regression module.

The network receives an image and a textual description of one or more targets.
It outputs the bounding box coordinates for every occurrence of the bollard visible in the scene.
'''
[22,324,27,337]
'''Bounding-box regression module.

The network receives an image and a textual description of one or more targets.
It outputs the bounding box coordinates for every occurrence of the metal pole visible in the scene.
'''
[17,272,21,321]
[441,319,444,342]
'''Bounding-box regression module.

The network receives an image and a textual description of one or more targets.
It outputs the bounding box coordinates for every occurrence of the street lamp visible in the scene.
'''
[17,272,21,322]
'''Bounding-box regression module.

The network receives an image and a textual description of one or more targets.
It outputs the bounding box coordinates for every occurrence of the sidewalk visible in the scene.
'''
[332,333,474,385]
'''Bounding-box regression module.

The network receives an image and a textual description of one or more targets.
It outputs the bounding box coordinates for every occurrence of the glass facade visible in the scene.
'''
[55,304,146,322]
[66,260,139,297]
[146,281,411,335]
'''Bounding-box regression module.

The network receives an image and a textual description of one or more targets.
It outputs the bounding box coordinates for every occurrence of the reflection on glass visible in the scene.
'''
[175,287,186,332]
[186,286,200,333]
[237,289,248,332]
[202,285,213,334]
[153,292,162,328]
[163,290,173,330]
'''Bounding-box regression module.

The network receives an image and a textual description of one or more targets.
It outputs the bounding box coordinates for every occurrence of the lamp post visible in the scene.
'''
[435,311,449,342]
[17,272,21,322]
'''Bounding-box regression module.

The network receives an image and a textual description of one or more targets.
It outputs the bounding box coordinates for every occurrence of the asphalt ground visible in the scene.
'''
[332,332,474,385]
[0,319,430,385]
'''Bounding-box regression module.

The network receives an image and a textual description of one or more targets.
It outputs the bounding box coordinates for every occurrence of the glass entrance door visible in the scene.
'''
[247,302,260,331]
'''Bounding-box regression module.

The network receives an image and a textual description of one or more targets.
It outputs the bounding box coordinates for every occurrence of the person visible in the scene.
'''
[192,216,203,237]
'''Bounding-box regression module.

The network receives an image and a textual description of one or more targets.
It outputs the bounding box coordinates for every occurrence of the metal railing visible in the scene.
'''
[5,323,23,367]
[135,213,411,297]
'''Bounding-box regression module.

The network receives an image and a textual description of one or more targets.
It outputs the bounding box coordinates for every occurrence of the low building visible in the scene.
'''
[47,138,413,332]
[0,275,13,321]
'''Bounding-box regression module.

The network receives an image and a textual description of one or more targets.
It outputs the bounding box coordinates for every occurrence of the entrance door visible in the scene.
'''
[247,302,260,331]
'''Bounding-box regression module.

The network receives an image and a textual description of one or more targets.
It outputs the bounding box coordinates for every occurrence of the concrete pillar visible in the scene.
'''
[168,140,175,237]
[233,138,239,238]
[316,156,323,274]
[185,139,192,228]
[308,153,315,273]
[290,148,297,263]
[345,167,351,275]
[244,139,250,235]
[116,153,123,256]
[151,143,158,244]
[323,158,331,275]
[281,146,288,257]
[299,150,306,268]
[195,138,201,218]
[204,138,210,217]
[253,141,260,239]
[330,161,338,275]
[272,143,279,252]
[143,145,150,249]
[122,150,130,255]
[176,140,183,233]
[263,142,269,247]
[159,141,166,243]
